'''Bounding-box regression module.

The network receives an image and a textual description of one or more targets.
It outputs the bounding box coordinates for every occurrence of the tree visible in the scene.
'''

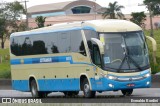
[0,1,25,48]
[102,1,124,19]
[35,16,46,28]
[144,0,160,15]
[130,12,146,27]
[143,0,160,37]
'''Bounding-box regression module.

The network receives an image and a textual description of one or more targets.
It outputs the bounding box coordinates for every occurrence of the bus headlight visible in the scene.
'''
[107,75,117,80]
[144,73,150,78]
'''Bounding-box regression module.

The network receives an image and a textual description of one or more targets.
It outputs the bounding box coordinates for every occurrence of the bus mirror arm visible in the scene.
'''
[146,36,157,52]
[91,38,104,54]
[146,36,157,64]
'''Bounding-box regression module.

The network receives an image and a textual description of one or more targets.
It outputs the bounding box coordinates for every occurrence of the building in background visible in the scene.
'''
[27,0,160,30]
[27,0,103,28]
[2,0,160,48]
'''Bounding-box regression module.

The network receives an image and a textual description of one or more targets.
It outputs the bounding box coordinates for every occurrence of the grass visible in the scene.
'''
[0,48,10,79]
[0,29,159,79]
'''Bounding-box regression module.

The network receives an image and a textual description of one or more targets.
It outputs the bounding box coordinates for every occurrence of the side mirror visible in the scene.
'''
[91,38,104,54]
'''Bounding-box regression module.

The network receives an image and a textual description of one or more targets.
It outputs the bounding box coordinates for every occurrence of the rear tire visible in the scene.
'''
[30,80,47,98]
[121,89,133,96]
[82,78,95,98]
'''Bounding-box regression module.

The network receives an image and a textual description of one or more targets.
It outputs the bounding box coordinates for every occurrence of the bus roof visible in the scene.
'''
[11,19,142,37]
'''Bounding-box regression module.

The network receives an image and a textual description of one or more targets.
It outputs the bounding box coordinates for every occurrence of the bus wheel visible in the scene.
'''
[30,80,47,98]
[30,80,39,98]
[82,78,95,98]
[121,89,133,96]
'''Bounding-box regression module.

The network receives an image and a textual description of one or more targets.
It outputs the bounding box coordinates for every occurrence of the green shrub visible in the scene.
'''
[145,29,160,74]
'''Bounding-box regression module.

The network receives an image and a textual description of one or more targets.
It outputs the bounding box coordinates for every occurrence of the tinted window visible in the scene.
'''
[72,6,91,14]
[10,37,19,56]
[10,30,87,56]
[45,33,59,54]
[57,32,70,53]
[84,30,98,60]
[70,30,86,56]
[84,30,98,50]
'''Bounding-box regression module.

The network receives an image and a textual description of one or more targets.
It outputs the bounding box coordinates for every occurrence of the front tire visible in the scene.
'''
[121,89,133,96]
[82,78,95,98]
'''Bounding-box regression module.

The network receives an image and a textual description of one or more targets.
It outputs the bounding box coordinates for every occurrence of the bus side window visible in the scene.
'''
[58,32,71,53]
[84,30,99,60]
[70,30,86,56]
[93,45,101,67]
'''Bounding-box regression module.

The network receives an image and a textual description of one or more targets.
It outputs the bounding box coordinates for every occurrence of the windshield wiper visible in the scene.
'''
[118,35,142,72]
[118,54,142,72]
[127,54,142,71]
[117,55,127,72]
[118,35,130,72]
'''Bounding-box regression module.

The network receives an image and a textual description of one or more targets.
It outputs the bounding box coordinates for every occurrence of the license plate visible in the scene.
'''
[127,84,135,87]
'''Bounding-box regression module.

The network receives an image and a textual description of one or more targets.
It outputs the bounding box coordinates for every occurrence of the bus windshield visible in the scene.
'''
[100,31,149,73]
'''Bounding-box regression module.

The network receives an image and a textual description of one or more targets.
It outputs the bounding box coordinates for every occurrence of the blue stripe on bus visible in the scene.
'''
[12,80,29,91]
[10,56,94,66]
[10,26,96,37]
[12,76,151,92]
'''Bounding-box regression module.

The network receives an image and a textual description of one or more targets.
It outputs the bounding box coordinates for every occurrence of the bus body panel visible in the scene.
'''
[10,20,151,93]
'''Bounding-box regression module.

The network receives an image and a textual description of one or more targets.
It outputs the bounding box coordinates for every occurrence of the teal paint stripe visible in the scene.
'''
[11,56,94,66]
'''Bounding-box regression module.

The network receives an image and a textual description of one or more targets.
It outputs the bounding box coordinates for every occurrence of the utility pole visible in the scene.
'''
[138,2,154,38]
[0,0,29,30]
[94,0,96,20]
[148,3,154,37]
[20,0,29,30]
[92,0,96,20]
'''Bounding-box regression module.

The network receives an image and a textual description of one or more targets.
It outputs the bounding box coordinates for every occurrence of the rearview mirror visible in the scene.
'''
[91,38,104,54]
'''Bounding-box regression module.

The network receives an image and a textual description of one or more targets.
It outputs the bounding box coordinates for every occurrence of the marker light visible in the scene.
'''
[144,73,150,78]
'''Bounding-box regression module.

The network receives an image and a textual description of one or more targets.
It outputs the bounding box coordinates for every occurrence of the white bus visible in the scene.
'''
[10,20,151,98]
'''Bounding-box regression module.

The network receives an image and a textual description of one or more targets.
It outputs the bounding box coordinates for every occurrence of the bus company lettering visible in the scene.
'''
[40,58,52,63]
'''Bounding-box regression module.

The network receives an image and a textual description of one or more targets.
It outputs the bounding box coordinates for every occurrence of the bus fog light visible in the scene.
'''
[109,84,114,88]
[146,81,150,85]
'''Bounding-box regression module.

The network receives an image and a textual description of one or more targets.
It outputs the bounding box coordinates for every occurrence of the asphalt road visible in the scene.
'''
[0,89,160,103]
[0,88,160,97]
[0,75,159,103]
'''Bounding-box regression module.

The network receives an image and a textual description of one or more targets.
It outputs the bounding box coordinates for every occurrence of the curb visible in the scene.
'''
[0,79,11,86]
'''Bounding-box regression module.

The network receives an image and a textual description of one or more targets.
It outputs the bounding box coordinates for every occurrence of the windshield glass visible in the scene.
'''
[100,31,149,72]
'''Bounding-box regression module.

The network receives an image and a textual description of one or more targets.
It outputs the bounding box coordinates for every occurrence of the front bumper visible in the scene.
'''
[90,76,151,91]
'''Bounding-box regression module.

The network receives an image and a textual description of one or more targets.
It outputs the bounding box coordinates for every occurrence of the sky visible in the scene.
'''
[2,0,148,14]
